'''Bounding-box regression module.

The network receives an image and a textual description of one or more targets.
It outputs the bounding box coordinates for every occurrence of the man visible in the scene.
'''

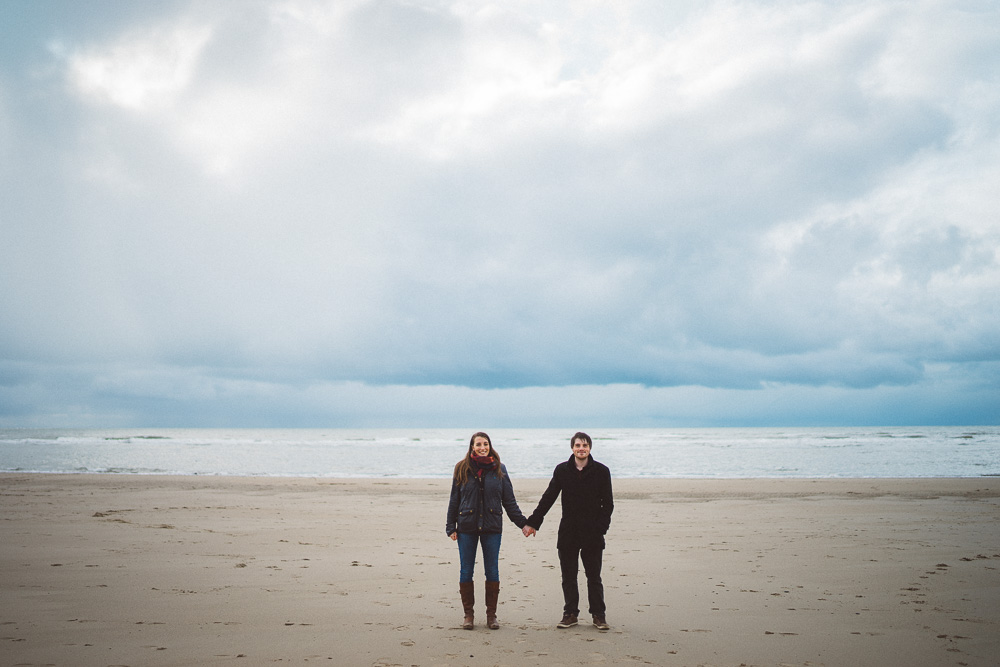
[523,432,614,630]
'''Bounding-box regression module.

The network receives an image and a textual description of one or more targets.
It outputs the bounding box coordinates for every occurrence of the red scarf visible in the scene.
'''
[471,455,496,479]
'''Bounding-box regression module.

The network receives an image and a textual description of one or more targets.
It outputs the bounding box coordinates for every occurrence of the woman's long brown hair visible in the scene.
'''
[453,431,503,486]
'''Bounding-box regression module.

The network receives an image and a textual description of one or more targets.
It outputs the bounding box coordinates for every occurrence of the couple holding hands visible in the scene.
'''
[445,431,614,631]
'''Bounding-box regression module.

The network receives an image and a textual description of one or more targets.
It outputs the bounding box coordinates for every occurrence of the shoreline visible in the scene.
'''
[5,472,1000,496]
[2,475,998,666]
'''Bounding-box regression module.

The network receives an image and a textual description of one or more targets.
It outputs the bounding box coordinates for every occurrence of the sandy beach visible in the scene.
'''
[1,475,998,667]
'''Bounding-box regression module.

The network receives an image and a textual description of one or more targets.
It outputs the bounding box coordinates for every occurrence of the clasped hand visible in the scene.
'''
[448,527,535,539]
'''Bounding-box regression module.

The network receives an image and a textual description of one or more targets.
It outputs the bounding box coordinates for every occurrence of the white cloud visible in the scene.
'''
[757,122,1000,359]
[2,0,999,426]
[68,23,212,110]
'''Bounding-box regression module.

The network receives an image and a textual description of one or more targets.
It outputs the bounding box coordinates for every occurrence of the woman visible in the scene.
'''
[446,431,529,630]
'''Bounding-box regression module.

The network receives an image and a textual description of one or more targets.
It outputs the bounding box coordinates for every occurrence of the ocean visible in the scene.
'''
[1,426,997,478]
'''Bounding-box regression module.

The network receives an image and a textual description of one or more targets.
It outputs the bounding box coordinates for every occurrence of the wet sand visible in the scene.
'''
[2,474,998,666]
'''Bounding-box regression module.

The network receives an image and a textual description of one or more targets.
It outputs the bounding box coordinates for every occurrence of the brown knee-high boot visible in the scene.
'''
[485,581,500,629]
[459,581,475,629]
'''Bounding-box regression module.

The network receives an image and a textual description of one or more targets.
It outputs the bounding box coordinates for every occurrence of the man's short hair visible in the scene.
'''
[571,431,592,447]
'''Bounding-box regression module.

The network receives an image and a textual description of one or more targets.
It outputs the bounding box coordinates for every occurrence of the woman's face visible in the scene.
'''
[471,436,491,457]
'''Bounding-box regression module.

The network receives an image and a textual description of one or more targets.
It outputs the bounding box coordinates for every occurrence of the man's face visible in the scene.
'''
[571,438,591,462]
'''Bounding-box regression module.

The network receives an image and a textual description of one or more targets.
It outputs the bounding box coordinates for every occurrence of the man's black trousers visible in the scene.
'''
[558,545,605,616]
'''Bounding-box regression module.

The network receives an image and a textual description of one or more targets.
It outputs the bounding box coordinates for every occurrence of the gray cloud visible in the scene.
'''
[1,0,998,426]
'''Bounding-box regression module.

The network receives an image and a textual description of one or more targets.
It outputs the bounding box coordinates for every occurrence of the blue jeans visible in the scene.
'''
[456,532,502,583]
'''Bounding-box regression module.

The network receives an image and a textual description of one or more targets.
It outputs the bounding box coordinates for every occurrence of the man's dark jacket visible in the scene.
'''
[526,455,614,549]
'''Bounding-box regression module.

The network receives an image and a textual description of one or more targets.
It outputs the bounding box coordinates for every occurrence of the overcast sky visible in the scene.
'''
[1,0,998,428]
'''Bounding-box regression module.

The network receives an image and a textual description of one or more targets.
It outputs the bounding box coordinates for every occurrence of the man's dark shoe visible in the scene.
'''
[592,615,610,631]
[557,613,578,628]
